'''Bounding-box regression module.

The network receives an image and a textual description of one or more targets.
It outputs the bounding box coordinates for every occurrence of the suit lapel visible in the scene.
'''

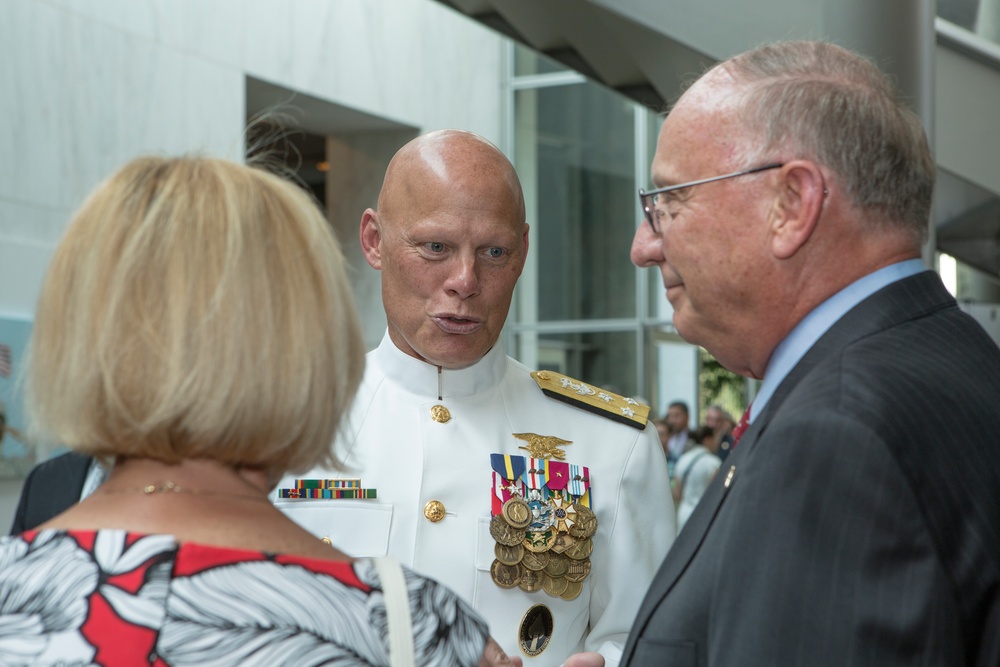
[622,435,751,656]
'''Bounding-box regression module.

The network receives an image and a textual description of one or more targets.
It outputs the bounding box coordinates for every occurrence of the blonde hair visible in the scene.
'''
[27,156,364,479]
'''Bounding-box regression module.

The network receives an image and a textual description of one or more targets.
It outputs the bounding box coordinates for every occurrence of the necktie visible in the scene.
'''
[731,404,752,447]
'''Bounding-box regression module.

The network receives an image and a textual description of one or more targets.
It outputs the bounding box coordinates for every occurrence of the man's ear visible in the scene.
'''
[359,208,383,270]
[769,161,826,260]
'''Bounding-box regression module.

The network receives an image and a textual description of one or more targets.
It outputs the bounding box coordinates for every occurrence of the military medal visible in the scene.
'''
[489,436,598,601]
[495,542,525,566]
[560,579,583,600]
[542,573,569,597]
[491,560,522,589]
[564,537,593,560]
[564,557,591,583]
[490,514,526,547]
[518,568,543,593]
[543,553,570,578]
[521,550,549,571]
[568,503,597,538]
[502,497,532,529]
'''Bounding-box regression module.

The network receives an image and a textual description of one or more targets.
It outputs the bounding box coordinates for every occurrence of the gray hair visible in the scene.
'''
[722,41,934,243]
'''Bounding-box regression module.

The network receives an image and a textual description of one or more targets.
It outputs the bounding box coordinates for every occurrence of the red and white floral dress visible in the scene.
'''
[0,529,489,666]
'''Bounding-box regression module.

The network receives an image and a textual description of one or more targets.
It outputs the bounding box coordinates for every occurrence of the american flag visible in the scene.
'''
[0,344,11,378]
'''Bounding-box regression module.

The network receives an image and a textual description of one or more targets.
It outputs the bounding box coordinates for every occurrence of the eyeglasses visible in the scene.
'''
[638,162,785,233]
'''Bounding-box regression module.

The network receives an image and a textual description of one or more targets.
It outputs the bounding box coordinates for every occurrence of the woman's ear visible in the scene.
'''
[769,161,826,260]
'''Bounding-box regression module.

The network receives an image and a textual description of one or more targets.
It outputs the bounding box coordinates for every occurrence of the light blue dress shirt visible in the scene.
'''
[749,259,929,423]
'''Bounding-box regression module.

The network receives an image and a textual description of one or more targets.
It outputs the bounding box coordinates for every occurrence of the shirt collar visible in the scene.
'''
[750,259,928,422]
[373,330,508,398]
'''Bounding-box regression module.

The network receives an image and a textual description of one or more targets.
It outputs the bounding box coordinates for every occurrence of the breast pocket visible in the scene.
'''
[276,501,393,557]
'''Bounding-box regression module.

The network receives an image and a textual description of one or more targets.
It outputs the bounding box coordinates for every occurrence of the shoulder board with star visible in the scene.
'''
[530,370,650,430]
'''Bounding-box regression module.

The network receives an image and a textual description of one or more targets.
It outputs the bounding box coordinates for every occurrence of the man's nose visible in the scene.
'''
[444,256,480,298]
[630,220,664,268]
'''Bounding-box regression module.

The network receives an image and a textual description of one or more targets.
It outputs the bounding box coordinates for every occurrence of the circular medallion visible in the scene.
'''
[542,573,569,597]
[564,557,591,583]
[518,604,553,658]
[494,542,525,566]
[564,537,593,560]
[543,553,570,578]
[490,560,522,589]
[568,504,597,538]
[523,529,556,553]
[560,579,583,600]
[424,500,446,523]
[502,497,532,529]
[518,568,543,593]
[549,532,577,554]
[490,514,526,546]
[521,549,550,572]
[430,405,451,423]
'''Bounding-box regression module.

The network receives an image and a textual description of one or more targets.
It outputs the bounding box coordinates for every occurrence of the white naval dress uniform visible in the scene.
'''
[275,333,675,666]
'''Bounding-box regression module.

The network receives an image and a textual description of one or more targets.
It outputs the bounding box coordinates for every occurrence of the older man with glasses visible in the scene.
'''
[624,40,1000,666]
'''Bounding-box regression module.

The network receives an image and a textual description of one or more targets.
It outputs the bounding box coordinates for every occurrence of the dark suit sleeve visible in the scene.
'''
[9,463,40,535]
[9,453,93,535]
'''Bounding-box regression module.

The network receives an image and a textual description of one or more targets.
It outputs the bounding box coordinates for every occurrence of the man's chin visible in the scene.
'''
[418,339,494,370]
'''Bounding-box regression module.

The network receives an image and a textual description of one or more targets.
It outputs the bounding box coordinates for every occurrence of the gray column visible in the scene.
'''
[820,0,938,265]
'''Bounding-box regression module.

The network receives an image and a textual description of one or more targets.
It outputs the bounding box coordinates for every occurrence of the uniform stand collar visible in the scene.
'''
[373,331,507,398]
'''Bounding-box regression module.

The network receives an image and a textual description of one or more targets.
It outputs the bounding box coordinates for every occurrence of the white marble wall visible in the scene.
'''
[0,0,507,525]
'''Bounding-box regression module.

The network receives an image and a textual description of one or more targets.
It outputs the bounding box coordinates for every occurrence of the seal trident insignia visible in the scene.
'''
[512,433,573,460]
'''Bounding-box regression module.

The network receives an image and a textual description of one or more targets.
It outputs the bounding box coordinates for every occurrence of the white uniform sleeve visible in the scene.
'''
[584,423,676,665]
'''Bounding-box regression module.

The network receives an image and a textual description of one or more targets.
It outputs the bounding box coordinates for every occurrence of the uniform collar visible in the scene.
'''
[372,331,508,398]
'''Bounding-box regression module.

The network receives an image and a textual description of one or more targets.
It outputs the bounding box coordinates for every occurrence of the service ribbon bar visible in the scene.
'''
[278,488,377,499]
[294,479,362,489]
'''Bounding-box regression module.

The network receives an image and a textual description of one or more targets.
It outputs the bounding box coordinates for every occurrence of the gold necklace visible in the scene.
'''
[99,480,270,504]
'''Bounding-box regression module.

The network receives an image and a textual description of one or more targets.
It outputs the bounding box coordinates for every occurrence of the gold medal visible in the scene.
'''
[518,568,543,593]
[523,530,556,553]
[490,514,525,547]
[564,557,591,583]
[549,532,576,554]
[543,553,570,578]
[568,504,597,539]
[495,542,525,566]
[542,573,569,597]
[490,560,522,588]
[560,579,583,600]
[502,497,532,529]
[565,537,593,560]
[521,550,549,572]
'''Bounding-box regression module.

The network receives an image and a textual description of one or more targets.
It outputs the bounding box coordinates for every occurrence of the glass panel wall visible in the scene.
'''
[507,44,698,415]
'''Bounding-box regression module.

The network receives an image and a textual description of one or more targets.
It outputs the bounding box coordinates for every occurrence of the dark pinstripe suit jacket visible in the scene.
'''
[622,271,1000,667]
[9,451,92,535]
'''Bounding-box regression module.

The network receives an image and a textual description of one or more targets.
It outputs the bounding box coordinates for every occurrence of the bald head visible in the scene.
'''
[360,130,529,368]
[378,130,525,227]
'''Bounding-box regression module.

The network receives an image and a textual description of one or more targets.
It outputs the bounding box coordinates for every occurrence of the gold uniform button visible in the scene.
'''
[320,536,332,545]
[424,500,446,522]
[430,405,451,423]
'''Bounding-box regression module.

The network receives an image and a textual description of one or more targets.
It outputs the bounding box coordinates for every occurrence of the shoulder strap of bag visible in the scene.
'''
[680,450,709,488]
[372,556,416,667]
